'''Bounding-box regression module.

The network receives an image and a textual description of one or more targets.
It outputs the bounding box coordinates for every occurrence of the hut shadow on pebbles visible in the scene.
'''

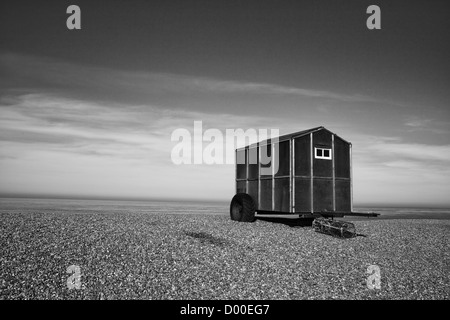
[256,217,315,227]
[184,231,230,247]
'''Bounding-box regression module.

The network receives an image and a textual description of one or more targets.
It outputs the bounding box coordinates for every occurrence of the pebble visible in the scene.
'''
[0,212,448,299]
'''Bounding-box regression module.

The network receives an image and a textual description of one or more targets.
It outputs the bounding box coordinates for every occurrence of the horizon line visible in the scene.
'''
[1,194,449,209]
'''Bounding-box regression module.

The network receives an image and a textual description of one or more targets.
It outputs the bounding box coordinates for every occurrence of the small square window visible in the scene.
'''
[315,147,332,160]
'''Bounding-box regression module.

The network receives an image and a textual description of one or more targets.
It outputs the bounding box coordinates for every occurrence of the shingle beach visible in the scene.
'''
[0,212,448,299]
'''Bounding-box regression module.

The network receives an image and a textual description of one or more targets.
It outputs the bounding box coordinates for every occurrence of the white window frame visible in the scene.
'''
[315,147,332,160]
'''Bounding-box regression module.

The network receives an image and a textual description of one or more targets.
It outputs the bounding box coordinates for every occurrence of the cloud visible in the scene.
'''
[353,134,450,177]
[0,93,288,163]
[405,118,433,128]
[352,133,450,162]
[404,116,450,135]
[173,77,378,103]
[0,92,278,200]
[371,143,450,164]
[1,53,450,205]
[0,52,379,106]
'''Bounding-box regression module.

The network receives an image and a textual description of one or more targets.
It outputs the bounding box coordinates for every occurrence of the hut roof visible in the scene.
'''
[237,126,351,151]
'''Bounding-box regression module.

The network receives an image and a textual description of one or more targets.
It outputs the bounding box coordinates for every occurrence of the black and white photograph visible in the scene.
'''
[0,0,449,307]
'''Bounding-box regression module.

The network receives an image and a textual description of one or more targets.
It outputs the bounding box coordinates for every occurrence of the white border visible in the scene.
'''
[314,147,332,160]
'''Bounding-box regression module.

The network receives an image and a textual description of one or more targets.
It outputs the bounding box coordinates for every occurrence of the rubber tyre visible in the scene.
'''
[230,193,256,222]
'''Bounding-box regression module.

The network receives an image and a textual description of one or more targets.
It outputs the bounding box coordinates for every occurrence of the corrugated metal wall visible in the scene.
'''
[235,128,352,214]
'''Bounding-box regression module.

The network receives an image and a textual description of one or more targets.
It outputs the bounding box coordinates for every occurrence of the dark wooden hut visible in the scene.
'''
[230,126,377,222]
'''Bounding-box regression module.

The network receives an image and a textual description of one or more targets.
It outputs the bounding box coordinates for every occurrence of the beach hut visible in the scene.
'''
[230,126,378,222]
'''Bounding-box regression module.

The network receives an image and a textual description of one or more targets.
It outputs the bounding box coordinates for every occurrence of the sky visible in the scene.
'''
[0,0,449,206]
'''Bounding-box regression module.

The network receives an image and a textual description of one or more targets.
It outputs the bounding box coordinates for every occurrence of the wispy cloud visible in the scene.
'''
[1,53,450,205]
[0,93,284,161]
[0,90,309,200]
[174,77,378,103]
[404,116,450,135]
[0,53,379,106]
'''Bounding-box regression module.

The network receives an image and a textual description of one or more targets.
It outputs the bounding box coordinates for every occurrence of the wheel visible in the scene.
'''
[230,193,256,222]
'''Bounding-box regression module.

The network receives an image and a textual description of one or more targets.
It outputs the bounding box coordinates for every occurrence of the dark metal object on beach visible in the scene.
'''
[230,126,380,223]
[312,218,357,238]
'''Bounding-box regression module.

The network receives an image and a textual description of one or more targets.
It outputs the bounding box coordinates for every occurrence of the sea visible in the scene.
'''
[0,197,449,220]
